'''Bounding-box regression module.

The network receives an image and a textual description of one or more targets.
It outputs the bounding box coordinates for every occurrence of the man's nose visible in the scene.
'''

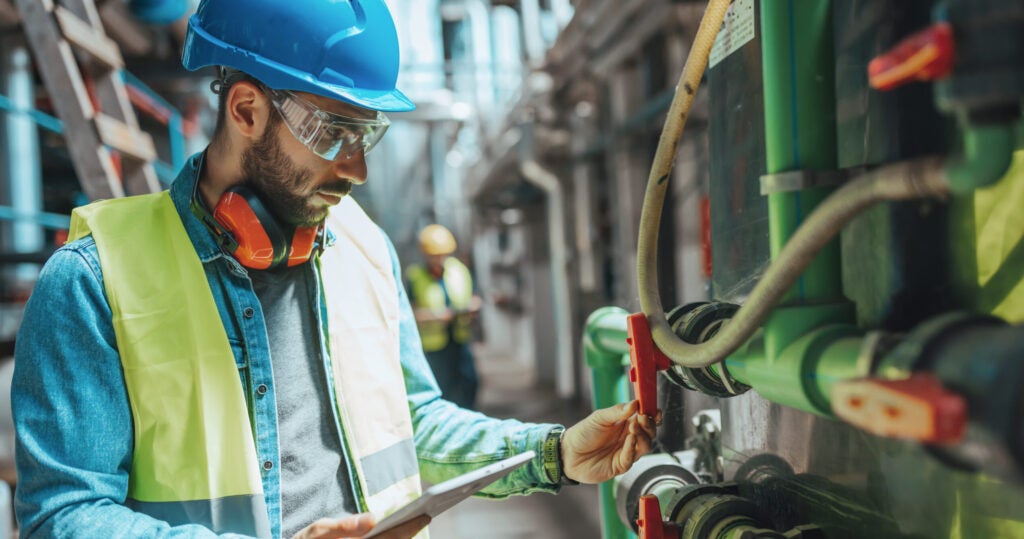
[333,148,367,184]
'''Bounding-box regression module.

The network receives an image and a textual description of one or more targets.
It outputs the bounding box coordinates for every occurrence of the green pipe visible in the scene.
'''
[583,307,636,539]
[759,0,850,364]
[945,123,1016,195]
[724,316,860,416]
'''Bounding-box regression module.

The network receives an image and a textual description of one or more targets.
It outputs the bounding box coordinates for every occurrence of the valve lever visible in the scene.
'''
[627,313,672,418]
[636,495,680,539]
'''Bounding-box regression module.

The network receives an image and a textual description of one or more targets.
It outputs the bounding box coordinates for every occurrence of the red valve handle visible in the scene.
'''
[627,313,672,418]
[636,495,681,539]
[868,22,955,91]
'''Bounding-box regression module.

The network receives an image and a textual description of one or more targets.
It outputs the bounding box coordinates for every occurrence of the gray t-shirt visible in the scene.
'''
[249,264,358,537]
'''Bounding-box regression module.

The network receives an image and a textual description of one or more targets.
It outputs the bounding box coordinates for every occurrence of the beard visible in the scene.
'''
[240,120,352,227]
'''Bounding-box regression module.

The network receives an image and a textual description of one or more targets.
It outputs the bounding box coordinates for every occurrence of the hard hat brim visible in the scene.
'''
[182,15,416,113]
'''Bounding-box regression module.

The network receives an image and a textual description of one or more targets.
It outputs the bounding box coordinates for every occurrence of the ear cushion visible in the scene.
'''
[213,186,291,269]
[288,226,319,267]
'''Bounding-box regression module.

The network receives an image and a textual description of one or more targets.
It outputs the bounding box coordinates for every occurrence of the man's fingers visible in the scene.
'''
[618,432,637,470]
[636,414,657,439]
[293,513,374,539]
[634,429,653,459]
[377,515,431,539]
[590,400,638,426]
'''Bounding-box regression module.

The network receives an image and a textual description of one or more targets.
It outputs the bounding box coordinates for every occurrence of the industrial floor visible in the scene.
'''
[428,347,603,538]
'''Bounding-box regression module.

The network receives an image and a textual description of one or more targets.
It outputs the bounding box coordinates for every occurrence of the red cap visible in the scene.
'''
[832,373,967,445]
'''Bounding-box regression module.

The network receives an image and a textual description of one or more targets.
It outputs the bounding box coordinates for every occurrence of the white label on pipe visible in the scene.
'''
[709,0,756,69]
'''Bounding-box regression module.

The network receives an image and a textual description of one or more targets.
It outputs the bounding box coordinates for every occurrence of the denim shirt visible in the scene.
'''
[12,153,558,538]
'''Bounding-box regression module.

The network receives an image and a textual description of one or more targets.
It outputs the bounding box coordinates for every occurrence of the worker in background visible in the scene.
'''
[405,224,481,409]
[11,1,658,538]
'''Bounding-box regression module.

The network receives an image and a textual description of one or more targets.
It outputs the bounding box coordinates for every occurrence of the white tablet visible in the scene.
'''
[363,450,537,538]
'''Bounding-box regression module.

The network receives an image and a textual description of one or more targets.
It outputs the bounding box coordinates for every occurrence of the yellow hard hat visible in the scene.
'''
[419,224,457,256]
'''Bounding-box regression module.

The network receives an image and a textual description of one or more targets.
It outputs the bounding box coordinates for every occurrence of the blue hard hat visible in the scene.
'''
[181,0,415,112]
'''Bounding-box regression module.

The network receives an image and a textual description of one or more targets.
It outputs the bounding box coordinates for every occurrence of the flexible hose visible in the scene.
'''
[635,0,730,360]
[641,154,950,366]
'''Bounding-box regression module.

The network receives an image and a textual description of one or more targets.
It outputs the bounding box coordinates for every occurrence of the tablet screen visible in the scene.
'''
[363,450,537,537]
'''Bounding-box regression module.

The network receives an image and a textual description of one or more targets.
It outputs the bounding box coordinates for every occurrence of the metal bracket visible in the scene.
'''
[759,169,849,195]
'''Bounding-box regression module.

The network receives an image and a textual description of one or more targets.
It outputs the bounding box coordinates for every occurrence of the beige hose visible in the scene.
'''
[634,0,730,355]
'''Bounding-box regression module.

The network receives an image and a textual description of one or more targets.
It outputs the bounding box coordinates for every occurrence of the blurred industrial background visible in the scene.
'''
[1,0,1024,538]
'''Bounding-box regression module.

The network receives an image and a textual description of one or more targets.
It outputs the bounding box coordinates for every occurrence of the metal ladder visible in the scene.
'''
[14,0,161,200]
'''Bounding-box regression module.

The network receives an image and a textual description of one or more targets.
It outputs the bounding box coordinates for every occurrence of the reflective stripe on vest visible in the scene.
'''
[69,192,423,537]
[406,257,473,352]
[320,197,423,527]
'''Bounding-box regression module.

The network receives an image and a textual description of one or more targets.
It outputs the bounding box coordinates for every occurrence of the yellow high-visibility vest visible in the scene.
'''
[69,191,424,537]
[406,257,473,352]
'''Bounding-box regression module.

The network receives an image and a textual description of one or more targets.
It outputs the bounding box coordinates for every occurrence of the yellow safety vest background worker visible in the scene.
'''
[406,257,474,352]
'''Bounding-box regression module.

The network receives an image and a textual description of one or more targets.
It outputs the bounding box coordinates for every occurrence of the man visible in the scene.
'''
[12,1,657,538]
[405,224,481,409]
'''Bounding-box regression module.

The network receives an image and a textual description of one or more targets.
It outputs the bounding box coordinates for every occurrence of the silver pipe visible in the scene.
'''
[460,0,495,112]
[520,159,575,399]
[518,0,545,66]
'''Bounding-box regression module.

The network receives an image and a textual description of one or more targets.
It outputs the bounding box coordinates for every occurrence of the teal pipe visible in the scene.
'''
[583,307,636,539]
[128,0,189,24]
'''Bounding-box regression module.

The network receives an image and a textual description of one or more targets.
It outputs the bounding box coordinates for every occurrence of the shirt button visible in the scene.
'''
[243,307,255,318]
[256,384,268,396]
[262,460,273,471]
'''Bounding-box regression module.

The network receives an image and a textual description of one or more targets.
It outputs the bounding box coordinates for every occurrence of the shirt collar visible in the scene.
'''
[169,151,225,264]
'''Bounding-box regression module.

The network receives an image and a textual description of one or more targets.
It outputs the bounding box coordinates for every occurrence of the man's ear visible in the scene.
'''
[225,81,272,140]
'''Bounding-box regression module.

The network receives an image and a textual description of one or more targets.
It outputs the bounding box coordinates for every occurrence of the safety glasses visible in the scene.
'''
[263,87,390,161]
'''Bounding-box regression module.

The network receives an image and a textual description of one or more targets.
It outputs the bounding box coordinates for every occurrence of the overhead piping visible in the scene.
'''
[520,159,576,399]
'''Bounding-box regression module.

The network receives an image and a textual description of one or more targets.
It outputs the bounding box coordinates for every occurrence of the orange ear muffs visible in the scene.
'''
[195,185,320,270]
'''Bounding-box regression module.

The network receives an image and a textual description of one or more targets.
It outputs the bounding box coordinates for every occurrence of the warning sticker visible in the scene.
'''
[709,0,756,69]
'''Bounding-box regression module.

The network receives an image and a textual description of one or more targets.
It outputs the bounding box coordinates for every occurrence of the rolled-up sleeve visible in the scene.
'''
[384,235,560,497]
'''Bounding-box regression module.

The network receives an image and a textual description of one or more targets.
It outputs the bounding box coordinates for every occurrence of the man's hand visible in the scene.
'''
[290,513,430,539]
[560,400,659,484]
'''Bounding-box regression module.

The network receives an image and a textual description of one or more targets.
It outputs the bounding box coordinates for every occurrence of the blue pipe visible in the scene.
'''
[0,93,62,134]
[3,44,45,280]
[128,0,190,24]
[0,206,70,230]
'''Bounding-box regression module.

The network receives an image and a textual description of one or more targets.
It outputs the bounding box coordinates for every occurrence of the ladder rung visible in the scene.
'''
[95,113,156,162]
[53,5,123,70]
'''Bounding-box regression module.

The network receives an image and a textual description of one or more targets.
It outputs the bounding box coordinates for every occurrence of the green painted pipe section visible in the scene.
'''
[757,0,851,384]
[945,124,1016,195]
[583,307,636,539]
[723,315,860,416]
[585,307,631,358]
[760,0,843,308]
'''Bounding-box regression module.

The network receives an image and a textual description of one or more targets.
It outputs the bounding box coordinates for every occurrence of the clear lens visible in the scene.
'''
[266,88,390,161]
